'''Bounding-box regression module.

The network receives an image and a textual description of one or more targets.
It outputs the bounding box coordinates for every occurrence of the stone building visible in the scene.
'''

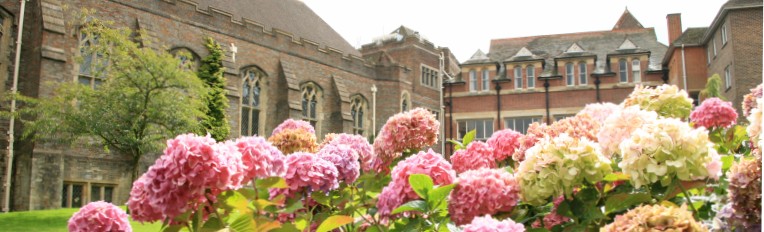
[0,0,458,211]
[445,9,668,154]
[662,0,762,117]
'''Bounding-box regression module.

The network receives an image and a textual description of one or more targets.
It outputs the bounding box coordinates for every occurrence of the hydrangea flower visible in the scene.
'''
[690,98,738,129]
[597,106,659,158]
[127,174,162,222]
[234,136,286,181]
[462,215,525,232]
[619,118,721,188]
[576,102,622,124]
[513,122,550,162]
[747,98,762,142]
[127,134,246,222]
[726,158,762,229]
[448,168,520,225]
[320,133,374,172]
[531,195,570,230]
[601,204,707,232]
[376,149,456,216]
[268,128,318,154]
[451,141,496,173]
[273,152,339,198]
[622,84,694,119]
[516,133,612,206]
[513,114,600,162]
[272,118,315,136]
[373,108,440,171]
[317,144,361,183]
[486,129,523,162]
[742,84,763,117]
[68,201,132,232]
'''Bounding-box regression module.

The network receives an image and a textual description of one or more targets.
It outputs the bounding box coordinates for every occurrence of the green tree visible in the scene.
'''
[15,16,204,184]
[197,37,230,141]
[699,74,727,102]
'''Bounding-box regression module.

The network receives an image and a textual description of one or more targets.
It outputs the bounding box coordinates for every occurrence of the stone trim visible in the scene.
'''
[41,46,66,62]
[332,75,352,121]
[41,0,65,34]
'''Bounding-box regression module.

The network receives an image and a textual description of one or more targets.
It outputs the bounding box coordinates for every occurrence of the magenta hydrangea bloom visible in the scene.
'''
[448,168,520,225]
[462,215,525,232]
[376,149,456,217]
[68,201,132,232]
[126,134,246,222]
[234,136,286,181]
[126,174,162,222]
[272,118,315,136]
[486,129,523,162]
[317,144,361,183]
[321,133,374,172]
[451,141,496,174]
[690,97,738,129]
[373,108,440,170]
[275,152,339,198]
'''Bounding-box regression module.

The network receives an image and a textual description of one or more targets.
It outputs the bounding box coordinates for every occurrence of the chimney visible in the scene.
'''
[667,13,682,45]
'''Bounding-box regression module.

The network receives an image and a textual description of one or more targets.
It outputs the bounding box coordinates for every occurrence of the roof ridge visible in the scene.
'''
[490,28,653,46]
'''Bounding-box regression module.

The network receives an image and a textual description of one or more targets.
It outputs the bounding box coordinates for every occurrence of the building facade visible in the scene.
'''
[0,0,458,211]
[445,9,668,154]
[663,0,762,116]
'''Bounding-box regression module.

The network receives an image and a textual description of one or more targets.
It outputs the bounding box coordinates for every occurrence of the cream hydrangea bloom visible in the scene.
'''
[601,204,708,232]
[619,118,721,188]
[622,84,694,119]
[516,133,612,206]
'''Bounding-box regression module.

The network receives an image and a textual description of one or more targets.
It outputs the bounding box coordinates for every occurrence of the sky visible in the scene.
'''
[301,0,729,62]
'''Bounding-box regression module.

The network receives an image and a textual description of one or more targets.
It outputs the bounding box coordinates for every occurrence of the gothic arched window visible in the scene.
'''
[170,47,199,71]
[301,83,320,129]
[350,95,367,136]
[241,68,265,136]
[78,30,107,88]
[401,92,411,112]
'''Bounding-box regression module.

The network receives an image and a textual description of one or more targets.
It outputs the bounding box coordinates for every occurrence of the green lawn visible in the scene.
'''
[0,207,162,232]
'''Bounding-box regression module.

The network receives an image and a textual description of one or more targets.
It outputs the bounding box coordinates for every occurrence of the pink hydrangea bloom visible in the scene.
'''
[451,142,496,174]
[373,108,440,170]
[597,106,658,158]
[272,118,315,136]
[531,195,571,229]
[486,129,523,162]
[317,144,361,183]
[126,134,246,223]
[513,122,550,162]
[513,114,600,162]
[127,174,162,222]
[321,133,374,172]
[743,84,763,117]
[268,128,318,155]
[274,152,339,198]
[690,98,738,129]
[462,215,525,232]
[577,102,622,124]
[376,149,456,217]
[234,136,286,181]
[68,201,132,232]
[448,168,520,225]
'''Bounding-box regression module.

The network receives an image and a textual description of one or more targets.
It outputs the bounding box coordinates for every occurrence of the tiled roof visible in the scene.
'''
[463,49,490,65]
[612,8,645,30]
[196,0,360,56]
[672,28,708,46]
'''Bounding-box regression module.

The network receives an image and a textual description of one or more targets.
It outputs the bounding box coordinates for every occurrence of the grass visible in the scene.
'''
[0,207,162,232]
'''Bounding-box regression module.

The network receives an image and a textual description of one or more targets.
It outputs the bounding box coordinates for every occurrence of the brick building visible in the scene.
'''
[0,0,458,211]
[662,0,762,116]
[445,9,668,154]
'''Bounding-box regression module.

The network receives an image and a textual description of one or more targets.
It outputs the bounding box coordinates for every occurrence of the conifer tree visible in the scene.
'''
[197,37,231,141]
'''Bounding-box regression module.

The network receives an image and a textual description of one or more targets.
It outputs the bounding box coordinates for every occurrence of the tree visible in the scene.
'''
[16,16,205,184]
[699,74,727,102]
[197,37,230,141]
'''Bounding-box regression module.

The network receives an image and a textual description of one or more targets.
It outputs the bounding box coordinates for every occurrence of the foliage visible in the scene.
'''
[197,37,231,141]
[0,207,161,232]
[699,74,726,101]
[13,13,204,183]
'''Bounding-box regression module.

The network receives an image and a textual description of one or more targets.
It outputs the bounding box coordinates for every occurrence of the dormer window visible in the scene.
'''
[565,63,574,86]
[578,62,587,85]
[514,66,522,89]
[631,59,641,83]
[619,59,628,83]
[469,70,477,92]
[526,65,535,88]
[482,69,490,91]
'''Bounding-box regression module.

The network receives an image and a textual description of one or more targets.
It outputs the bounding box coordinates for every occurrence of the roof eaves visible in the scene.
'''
[702,3,763,43]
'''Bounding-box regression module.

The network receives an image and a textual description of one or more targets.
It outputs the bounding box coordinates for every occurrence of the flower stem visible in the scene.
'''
[677,181,699,219]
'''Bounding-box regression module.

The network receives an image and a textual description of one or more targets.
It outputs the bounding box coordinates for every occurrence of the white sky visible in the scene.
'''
[301,0,728,62]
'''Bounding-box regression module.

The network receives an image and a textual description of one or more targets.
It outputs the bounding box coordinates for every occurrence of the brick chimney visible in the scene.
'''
[667,13,682,44]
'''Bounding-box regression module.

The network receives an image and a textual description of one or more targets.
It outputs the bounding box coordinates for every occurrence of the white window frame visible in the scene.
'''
[712,37,717,57]
[578,62,587,85]
[707,46,712,64]
[631,59,641,83]
[724,65,732,89]
[565,62,574,86]
[504,116,541,134]
[619,59,628,83]
[721,25,728,45]
[482,69,490,91]
[457,119,494,140]
[469,70,477,92]
[420,65,438,88]
[514,66,522,89]
[526,65,535,89]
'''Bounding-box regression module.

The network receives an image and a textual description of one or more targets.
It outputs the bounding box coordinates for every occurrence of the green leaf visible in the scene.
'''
[556,200,575,219]
[603,173,629,182]
[270,223,300,232]
[526,228,550,232]
[462,130,476,147]
[315,215,354,232]
[252,199,278,211]
[257,177,288,189]
[391,200,428,214]
[160,225,183,232]
[448,139,464,150]
[280,196,304,214]
[409,174,434,199]
[229,213,256,232]
[200,214,225,231]
[605,193,651,214]
[311,191,332,206]
[255,218,282,232]
[427,183,456,207]
[721,155,734,171]
[220,190,251,213]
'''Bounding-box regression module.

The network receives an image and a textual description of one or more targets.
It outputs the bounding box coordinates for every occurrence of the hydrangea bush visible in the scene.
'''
[70,84,761,231]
